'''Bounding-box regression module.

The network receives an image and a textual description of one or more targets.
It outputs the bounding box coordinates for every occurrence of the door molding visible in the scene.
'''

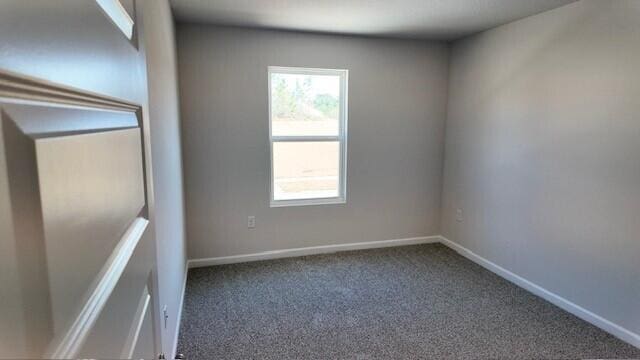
[0,70,138,112]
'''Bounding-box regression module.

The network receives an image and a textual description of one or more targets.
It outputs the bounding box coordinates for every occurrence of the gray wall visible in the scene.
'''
[442,0,640,336]
[140,0,187,356]
[177,26,449,258]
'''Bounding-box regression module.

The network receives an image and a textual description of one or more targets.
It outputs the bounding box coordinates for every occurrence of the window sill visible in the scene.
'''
[270,197,346,208]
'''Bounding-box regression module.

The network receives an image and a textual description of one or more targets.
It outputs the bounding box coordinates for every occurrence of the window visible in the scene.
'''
[269,66,348,207]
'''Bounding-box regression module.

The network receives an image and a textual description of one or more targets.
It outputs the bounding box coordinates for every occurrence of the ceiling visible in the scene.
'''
[169,0,577,41]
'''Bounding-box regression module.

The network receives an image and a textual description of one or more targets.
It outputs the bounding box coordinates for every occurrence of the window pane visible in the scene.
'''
[273,141,340,200]
[270,72,340,136]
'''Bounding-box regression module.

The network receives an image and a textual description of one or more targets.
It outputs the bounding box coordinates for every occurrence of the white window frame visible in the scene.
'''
[268,66,348,207]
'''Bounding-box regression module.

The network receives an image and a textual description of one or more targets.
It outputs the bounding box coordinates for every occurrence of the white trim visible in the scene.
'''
[269,196,346,208]
[271,135,339,142]
[46,217,149,358]
[268,66,349,208]
[188,236,440,268]
[438,235,640,349]
[171,263,189,359]
[267,66,350,76]
[94,0,134,39]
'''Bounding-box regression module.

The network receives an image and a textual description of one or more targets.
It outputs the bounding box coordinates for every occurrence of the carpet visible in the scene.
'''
[177,243,640,359]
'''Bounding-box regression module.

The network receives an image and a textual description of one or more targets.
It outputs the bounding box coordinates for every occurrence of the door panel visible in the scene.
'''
[123,283,155,359]
[0,1,159,358]
[36,126,145,336]
[78,235,157,358]
[0,96,155,359]
[131,300,157,359]
[0,107,52,357]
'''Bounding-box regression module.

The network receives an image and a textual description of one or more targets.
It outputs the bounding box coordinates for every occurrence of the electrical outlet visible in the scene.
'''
[456,208,463,222]
[248,216,256,229]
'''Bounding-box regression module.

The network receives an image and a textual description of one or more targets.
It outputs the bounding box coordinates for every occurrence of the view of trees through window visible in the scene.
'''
[271,73,340,136]
[270,70,345,203]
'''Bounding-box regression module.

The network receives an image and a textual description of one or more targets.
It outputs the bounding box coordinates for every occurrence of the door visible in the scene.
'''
[0,1,161,358]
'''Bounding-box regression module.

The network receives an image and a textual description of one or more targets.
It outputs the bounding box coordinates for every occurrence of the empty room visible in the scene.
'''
[1,0,639,359]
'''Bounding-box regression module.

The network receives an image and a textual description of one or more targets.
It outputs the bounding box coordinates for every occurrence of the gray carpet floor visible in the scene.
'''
[177,243,640,359]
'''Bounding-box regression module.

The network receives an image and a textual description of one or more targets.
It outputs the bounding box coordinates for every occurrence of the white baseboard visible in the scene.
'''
[187,236,440,268]
[438,235,640,349]
[170,263,188,359]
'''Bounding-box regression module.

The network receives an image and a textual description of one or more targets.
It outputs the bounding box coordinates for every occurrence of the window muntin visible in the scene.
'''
[269,67,348,206]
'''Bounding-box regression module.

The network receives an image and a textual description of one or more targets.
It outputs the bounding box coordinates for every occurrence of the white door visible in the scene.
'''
[0,1,161,358]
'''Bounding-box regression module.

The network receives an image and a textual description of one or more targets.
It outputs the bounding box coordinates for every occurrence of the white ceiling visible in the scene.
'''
[169,0,577,40]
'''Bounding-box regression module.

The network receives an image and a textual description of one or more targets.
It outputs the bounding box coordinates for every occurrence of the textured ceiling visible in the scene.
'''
[169,0,577,40]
